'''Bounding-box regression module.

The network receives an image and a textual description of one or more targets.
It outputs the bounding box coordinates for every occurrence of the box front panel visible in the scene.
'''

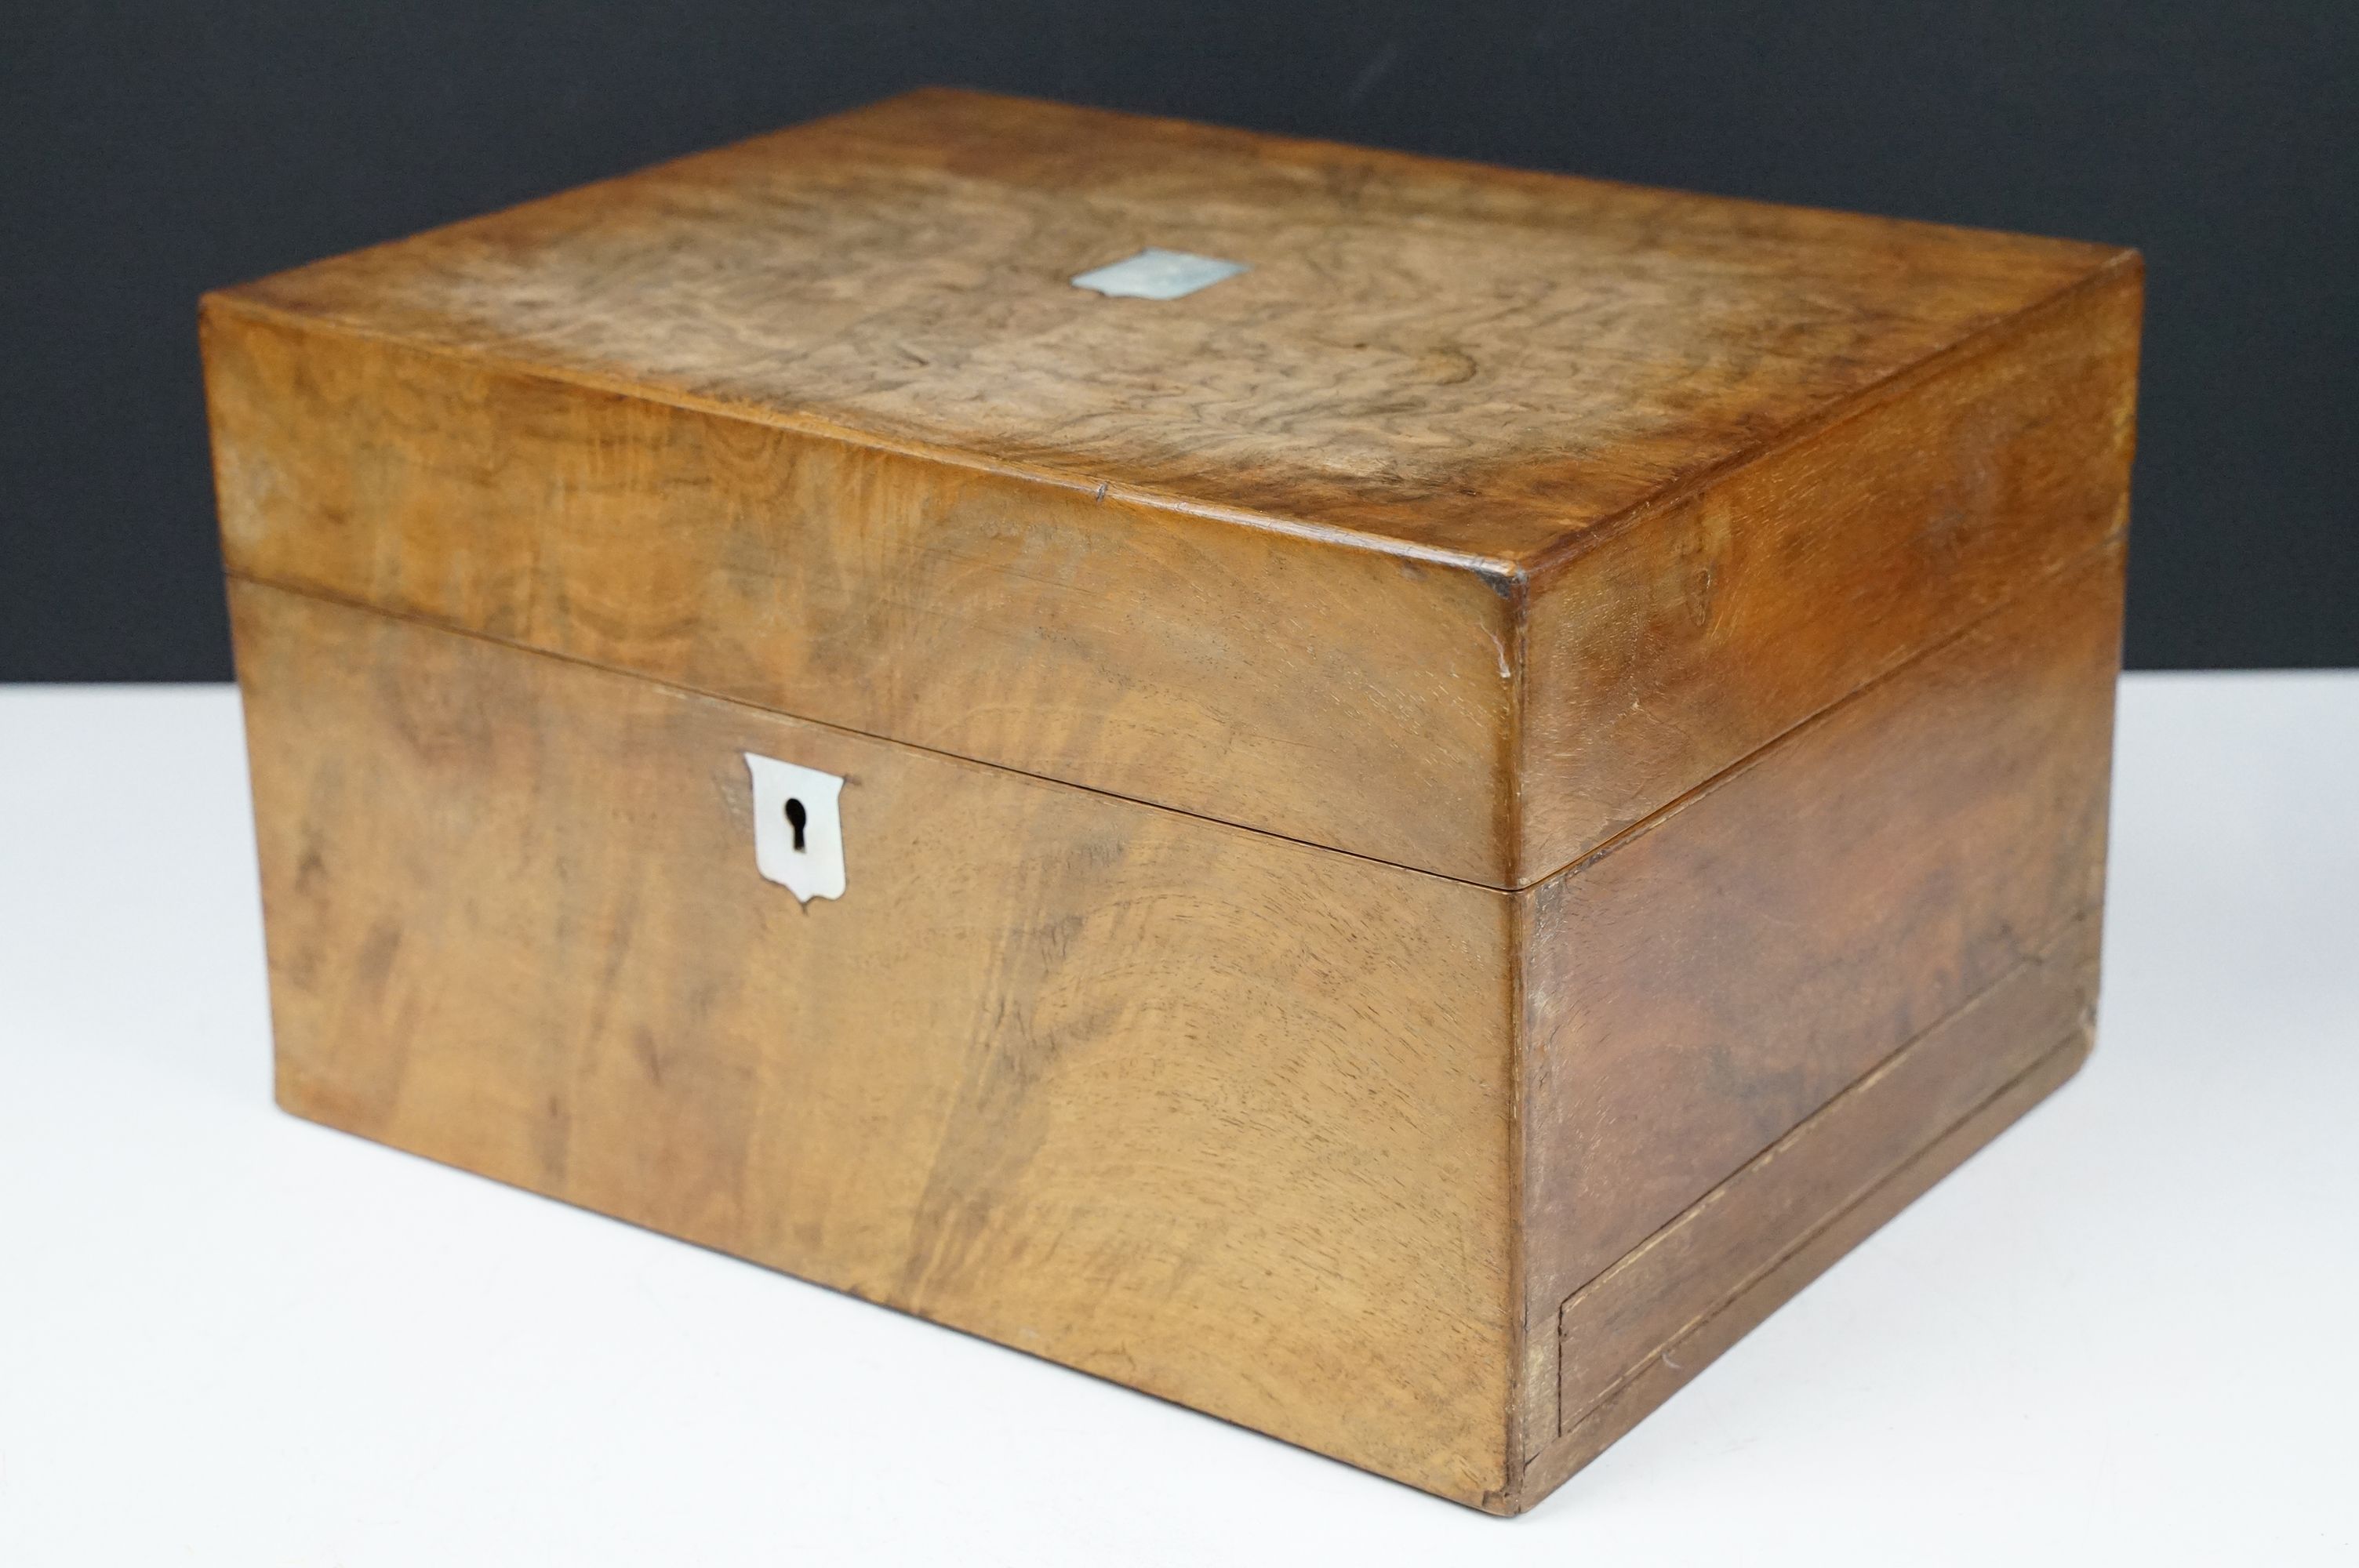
[229,580,1518,1504]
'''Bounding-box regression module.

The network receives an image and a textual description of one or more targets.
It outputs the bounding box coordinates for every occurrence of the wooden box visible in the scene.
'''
[202,90,2139,1512]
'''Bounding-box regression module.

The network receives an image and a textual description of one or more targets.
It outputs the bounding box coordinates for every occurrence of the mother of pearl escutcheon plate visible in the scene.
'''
[743,753,848,903]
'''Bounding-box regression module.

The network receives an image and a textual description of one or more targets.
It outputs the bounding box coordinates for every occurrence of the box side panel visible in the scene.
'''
[1517,260,2139,882]
[1519,539,2123,1359]
[229,580,1518,1504]
[202,304,1520,885]
[1517,1017,2095,1511]
[1553,914,2099,1439]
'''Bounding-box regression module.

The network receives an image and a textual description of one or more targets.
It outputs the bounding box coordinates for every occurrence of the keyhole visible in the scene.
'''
[783,797,808,851]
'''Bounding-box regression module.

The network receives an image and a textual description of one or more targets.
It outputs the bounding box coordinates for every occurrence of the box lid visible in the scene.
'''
[203,89,2139,888]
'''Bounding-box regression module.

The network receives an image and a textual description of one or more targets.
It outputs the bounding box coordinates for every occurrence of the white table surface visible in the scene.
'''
[2,674,2354,1565]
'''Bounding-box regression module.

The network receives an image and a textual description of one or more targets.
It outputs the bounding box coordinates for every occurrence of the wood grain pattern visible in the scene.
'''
[1515,264,2139,880]
[205,88,2138,885]
[1553,914,2101,1439]
[213,88,2118,561]
[209,89,2144,1514]
[227,536,2123,1513]
[231,579,1519,1506]
[1518,1024,2096,1506]
[202,307,1521,884]
[1520,539,2124,1341]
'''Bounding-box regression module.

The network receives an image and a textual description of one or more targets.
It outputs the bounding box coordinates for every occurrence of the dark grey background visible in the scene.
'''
[4,1,2352,680]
